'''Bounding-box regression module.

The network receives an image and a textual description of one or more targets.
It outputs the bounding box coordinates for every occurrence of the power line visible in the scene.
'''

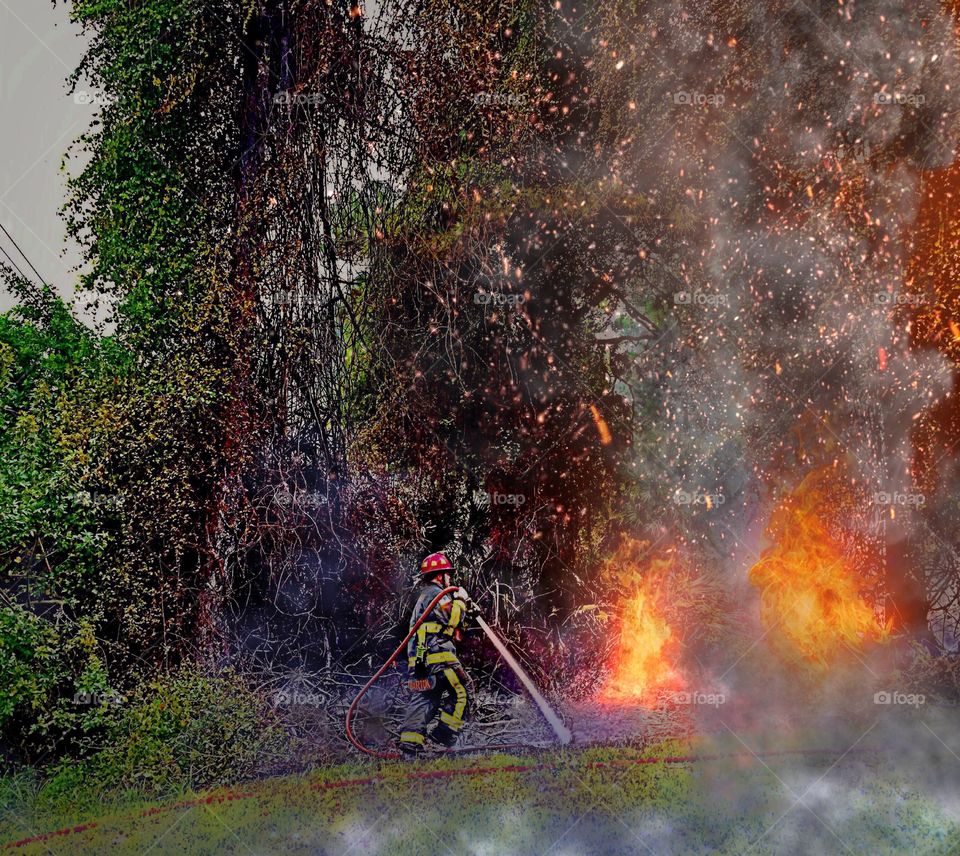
[0,219,47,285]
[0,243,30,283]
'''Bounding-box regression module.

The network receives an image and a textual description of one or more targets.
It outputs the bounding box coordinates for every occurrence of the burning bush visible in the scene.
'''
[601,576,677,702]
[749,466,890,667]
[599,539,733,702]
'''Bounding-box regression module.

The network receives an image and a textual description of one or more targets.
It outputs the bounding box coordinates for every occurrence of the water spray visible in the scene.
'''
[472,611,572,745]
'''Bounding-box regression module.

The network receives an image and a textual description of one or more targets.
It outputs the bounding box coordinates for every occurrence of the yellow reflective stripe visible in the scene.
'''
[409,651,456,665]
[445,600,464,635]
[412,623,444,654]
[439,710,463,729]
[442,668,467,730]
[400,731,425,745]
[407,650,459,667]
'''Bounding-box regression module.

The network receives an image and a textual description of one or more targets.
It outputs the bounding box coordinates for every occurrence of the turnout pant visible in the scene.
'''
[399,665,472,751]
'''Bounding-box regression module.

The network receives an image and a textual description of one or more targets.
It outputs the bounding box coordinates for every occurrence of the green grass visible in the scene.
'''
[2,739,958,855]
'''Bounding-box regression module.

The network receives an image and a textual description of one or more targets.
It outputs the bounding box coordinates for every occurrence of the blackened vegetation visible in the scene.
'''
[204,0,637,689]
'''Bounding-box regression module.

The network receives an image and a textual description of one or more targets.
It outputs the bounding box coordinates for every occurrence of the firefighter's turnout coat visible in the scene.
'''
[399,582,472,751]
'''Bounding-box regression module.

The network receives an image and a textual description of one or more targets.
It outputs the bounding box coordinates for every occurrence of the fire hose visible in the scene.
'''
[345,586,572,759]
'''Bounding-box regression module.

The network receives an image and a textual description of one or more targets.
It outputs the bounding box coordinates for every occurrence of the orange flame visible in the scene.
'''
[601,549,680,701]
[749,466,890,667]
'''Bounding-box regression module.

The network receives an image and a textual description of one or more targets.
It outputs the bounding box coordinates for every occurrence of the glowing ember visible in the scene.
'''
[601,550,679,701]
[589,404,613,446]
[749,467,890,666]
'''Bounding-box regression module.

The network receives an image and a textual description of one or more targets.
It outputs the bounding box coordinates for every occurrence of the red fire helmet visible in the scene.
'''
[420,552,454,576]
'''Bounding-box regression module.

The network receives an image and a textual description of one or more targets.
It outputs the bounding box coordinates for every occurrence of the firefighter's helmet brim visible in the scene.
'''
[420,551,454,575]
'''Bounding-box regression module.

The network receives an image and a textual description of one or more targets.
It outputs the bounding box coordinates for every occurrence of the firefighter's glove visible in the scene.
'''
[455,587,472,606]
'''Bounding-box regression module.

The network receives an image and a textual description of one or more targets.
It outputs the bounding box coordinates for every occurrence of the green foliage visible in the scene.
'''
[0,602,123,761]
[0,286,125,759]
[0,290,111,594]
[0,0,242,765]
[44,668,286,800]
[64,0,237,341]
[0,606,58,729]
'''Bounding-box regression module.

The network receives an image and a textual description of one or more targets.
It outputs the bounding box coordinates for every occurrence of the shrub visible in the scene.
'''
[0,605,120,764]
[45,667,287,799]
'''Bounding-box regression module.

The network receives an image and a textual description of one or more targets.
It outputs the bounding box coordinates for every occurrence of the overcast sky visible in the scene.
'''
[0,1,90,314]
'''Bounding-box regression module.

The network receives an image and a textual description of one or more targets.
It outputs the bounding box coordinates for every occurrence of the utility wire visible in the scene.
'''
[0,219,47,285]
[0,243,30,283]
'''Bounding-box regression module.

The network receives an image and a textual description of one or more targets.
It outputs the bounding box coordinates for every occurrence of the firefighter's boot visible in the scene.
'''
[399,730,426,759]
[429,722,458,748]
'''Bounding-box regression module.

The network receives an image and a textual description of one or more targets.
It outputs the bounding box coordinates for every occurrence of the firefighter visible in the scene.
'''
[398,551,473,757]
